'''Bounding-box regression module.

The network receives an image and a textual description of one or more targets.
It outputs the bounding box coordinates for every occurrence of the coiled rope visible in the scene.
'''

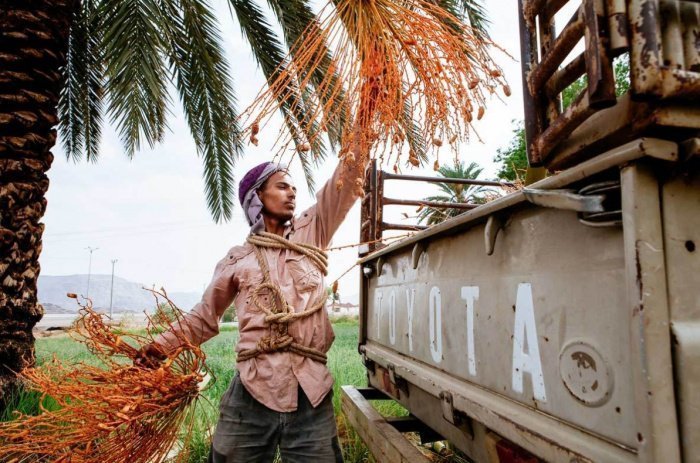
[236,232,330,364]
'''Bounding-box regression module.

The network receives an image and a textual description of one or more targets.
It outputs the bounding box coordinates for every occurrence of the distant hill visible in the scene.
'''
[38,275,201,313]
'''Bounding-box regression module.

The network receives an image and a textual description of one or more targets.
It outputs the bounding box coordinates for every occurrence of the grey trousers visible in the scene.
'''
[208,373,343,463]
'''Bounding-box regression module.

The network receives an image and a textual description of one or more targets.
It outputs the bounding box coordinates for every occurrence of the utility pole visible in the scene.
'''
[109,259,118,318]
[85,246,99,301]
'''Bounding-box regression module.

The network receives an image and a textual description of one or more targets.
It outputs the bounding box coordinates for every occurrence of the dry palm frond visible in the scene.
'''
[239,0,509,169]
[0,289,208,463]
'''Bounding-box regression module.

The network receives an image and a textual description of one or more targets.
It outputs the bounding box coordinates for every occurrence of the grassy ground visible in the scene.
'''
[3,321,466,462]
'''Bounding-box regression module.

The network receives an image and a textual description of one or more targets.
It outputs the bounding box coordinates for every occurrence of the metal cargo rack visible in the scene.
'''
[359,160,515,255]
[519,0,700,170]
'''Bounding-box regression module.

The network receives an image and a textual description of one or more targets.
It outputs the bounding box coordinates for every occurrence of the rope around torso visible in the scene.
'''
[236,232,330,364]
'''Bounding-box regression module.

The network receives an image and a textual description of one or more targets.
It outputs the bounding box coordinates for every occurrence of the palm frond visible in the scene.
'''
[434,0,467,34]
[417,160,488,224]
[265,0,347,148]
[459,0,490,38]
[100,0,170,156]
[228,0,324,192]
[58,0,104,162]
[399,98,427,165]
[165,0,241,222]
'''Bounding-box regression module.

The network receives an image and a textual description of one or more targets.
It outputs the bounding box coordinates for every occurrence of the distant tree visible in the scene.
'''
[494,56,631,181]
[417,161,490,225]
[494,120,527,181]
[222,305,236,323]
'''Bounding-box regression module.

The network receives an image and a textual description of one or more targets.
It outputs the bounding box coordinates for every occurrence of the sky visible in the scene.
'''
[39,0,534,302]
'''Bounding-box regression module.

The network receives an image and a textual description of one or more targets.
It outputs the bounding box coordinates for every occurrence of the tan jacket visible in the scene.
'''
[156,159,362,412]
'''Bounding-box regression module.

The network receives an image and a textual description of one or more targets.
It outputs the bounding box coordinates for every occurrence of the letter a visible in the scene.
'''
[512,283,547,402]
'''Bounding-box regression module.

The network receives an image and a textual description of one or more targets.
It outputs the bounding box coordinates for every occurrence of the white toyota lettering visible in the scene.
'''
[461,286,478,377]
[429,286,443,363]
[511,283,547,402]
[389,290,396,345]
[406,288,415,352]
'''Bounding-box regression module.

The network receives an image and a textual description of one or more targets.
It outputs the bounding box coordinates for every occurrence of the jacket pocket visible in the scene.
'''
[237,266,268,314]
[286,253,322,293]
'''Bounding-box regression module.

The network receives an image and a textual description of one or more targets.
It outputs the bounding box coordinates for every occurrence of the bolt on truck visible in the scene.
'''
[340,1,700,462]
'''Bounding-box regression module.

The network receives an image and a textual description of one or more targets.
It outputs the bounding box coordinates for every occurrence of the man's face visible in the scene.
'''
[257,171,297,222]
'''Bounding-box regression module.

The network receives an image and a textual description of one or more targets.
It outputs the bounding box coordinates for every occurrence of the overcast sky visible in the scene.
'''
[39,0,531,302]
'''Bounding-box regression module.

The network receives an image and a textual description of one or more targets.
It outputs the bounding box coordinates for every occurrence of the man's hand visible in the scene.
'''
[134,342,167,369]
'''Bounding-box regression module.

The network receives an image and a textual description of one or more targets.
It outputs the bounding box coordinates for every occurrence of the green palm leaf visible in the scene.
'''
[417,160,490,225]
[59,0,103,162]
[160,0,241,222]
[56,0,491,222]
[100,0,170,155]
[229,0,323,192]
[266,0,347,148]
[460,0,490,38]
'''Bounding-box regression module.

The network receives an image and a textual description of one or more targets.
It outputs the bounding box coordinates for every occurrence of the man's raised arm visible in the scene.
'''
[312,139,368,248]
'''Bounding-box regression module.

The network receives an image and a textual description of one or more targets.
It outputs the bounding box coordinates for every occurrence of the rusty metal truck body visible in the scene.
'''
[342,1,700,461]
[346,139,698,462]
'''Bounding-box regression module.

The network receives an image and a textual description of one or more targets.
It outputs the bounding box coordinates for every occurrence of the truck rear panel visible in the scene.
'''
[356,139,698,462]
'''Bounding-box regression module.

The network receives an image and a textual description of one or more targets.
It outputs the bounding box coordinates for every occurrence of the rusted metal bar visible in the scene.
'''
[522,0,545,30]
[584,0,616,108]
[546,53,586,99]
[360,166,371,253]
[658,67,700,98]
[523,0,571,30]
[539,5,561,124]
[369,159,378,251]
[534,91,597,162]
[681,2,700,71]
[546,48,627,100]
[544,0,571,19]
[606,0,630,52]
[661,0,686,69]
[629,0,664,96]
[377,170,384,244]
[382,197,480,210]
[528,6,585,97]
[381,222,428,232]
[518,0,544,166]
[382,172,514,187]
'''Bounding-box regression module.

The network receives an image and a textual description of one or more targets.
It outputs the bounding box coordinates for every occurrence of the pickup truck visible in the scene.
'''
[341,1,700,462]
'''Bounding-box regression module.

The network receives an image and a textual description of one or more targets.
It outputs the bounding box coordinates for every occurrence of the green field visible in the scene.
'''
[3,320,466,462]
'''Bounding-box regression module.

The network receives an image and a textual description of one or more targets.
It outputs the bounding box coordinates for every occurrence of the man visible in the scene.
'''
[140,154,365,462]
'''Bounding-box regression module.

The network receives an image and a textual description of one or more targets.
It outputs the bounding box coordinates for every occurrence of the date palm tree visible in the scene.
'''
[0,0,330,397]
[0,0,489,396]
[417,161,491,225]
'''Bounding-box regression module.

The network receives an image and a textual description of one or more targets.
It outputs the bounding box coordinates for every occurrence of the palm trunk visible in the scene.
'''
[0,0,75,400]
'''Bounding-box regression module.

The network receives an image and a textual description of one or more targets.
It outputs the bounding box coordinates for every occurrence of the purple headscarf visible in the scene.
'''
[239,161,287,233]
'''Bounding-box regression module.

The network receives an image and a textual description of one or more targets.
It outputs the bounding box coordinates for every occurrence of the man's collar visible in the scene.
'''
[285,217,295,238]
